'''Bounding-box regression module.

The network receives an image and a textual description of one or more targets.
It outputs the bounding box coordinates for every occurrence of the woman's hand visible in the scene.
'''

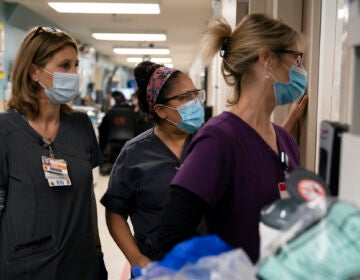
[288,94,308,122]
[282,94,308,135]
[130,253,151,267]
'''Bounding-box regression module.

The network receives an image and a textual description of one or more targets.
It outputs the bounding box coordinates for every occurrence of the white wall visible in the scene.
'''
[207,0,238,116]
[316,0,357,168]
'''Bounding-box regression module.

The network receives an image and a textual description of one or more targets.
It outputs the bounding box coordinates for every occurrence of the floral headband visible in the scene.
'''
[146,66,176,113]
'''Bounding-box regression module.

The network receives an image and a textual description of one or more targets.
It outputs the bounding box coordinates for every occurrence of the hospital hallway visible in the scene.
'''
[1,0,360,279]
[94,171,130,280]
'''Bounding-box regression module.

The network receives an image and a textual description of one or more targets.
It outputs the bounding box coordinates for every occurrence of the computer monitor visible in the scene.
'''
[318,121,349,196]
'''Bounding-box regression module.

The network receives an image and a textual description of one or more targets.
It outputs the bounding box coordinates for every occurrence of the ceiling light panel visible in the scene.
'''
[48,2,160,14]
[113,48,170,55]
[126,57,172,63]
[92,33,166,41]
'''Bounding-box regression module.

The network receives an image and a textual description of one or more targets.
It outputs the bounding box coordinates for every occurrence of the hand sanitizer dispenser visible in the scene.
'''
[318,121,349,196]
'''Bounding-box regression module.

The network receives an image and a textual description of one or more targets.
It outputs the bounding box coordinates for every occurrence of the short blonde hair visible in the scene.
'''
[7,26,78,118]
[201,13,301,105]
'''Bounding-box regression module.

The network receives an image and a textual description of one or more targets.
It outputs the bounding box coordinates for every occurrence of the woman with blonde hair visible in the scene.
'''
[158,13,307,263]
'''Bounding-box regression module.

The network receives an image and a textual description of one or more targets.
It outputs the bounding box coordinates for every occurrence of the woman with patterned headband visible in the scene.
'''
[0,26,106,279]
[100,61,206,273]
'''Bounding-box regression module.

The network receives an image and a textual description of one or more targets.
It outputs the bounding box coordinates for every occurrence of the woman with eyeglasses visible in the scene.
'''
[0,26,106,279]
[100,61,206,274]
[158,13,306,264]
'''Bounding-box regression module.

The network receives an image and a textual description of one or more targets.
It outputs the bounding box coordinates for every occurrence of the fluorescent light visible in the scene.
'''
[92,33,166,41]
[126,57,172,63]
[48,2,160,14]
[338,7,348,20]
[113,48,170,55]
[149,57,172,63]
[126,57,143,63]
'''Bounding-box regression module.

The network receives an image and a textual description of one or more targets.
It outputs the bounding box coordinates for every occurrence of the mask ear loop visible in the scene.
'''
[41,68,54,76]
[266,69,278,82]
[165,118,179,127]
[265,52,287,82]
[165,110,183,129]
[157,104,178,111]
[282,63,291,71]
[37,67,54,90]
[264,59,278,82]
[38,80,49,90]
[153,104,180,127]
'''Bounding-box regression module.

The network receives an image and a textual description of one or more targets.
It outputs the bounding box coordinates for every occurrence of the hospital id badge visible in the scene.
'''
[42,156,72,187]
[278,182,290,199]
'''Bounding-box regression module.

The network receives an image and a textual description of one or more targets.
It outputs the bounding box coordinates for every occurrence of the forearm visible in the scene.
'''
[0,188,5,220]
[157,185,209,255]
[0,140,8,224]
[91,189,108,279]
[282,115,297,135]
[105,209,150,267]
[282,94,308,136]
[91,187,101,250]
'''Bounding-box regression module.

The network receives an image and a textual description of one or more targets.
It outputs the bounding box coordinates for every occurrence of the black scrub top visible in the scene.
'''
[0,109,101,280]
[101,128,192,260]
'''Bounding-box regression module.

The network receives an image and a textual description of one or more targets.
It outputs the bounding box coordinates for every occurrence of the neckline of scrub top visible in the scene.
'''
[151,128,193,163]
[7,109,64,146]
[223,111,287,163]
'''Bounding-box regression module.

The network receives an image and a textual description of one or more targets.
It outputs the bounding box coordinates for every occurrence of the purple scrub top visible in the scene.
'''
[172,111,300,262]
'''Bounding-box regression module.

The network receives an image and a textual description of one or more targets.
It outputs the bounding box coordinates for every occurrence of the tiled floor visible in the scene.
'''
[94,170,130,280]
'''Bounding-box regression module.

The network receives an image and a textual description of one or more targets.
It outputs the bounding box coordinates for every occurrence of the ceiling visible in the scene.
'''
[5,0,213,72]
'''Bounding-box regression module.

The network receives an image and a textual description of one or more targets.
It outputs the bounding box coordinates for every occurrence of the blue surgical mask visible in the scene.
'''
[272,65,307,106]
[39,68,79,104]
[164,98,205,133]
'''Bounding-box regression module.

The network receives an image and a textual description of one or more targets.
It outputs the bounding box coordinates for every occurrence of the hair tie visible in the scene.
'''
[146,66,176,113]
[220,36,231,58]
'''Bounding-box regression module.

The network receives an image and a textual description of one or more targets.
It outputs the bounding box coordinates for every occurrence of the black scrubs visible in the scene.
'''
[0,109,101,280]
[101,128,192,260]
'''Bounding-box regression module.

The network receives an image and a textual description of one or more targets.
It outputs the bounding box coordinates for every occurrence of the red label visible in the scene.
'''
[278,182,287,191]
[114,117,126,125]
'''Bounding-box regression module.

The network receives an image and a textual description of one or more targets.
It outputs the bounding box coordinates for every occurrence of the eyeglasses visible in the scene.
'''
[160,89,206,104]
[30,26,63,42]
[274,49,304,67]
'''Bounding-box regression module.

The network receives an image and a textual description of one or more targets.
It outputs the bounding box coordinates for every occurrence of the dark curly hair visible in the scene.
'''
[134,61,181,125]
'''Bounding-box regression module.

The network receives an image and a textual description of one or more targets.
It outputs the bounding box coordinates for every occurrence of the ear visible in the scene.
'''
[153,104,168,120]
[258,48,272,66]
[29,64,40,82]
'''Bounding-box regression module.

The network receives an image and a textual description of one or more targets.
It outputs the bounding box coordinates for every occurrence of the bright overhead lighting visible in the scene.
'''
[113,48,170,55]
[48,2,160,14]
[153,58,172,63]
[92,33,166,41]
[164,64,173,68]
[126,57,143,63]
[126,57,172,63]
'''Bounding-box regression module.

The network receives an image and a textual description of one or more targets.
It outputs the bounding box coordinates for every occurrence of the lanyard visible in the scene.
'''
[281,151,289,176]
[278,152,290,199]
[43,137,54,158]
[21,115,55,159]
